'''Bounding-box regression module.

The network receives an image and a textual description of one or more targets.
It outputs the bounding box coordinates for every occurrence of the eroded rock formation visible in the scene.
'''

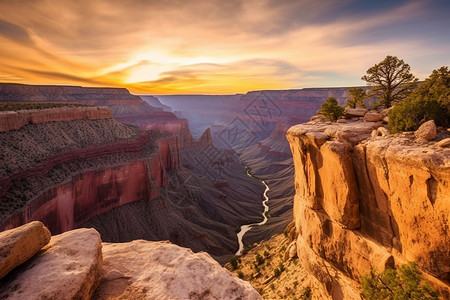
[0,222,260,299]
[287,117,450,297]
[0,83,187,134]
[0,117,177,234]
[96,240,260,299]
[0,106,112,132]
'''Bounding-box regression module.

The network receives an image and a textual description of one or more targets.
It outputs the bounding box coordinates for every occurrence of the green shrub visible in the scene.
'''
[300,286,312,300]
[255,253,264,266]
[388,66,450,133]
[229,256,239,270]
[360,262,439,300]
[347,87,367,108]
[274,268,281,277]
[388,97,445,133]
[318,97,345,121]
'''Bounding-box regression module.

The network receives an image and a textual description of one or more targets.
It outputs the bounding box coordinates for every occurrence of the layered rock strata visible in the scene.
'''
[0,106,112,132]
[0,116,180,234]
[287,118,450,297]
[0,83,187,133]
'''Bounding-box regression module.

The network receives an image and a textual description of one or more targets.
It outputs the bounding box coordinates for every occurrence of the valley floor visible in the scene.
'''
[225,233,345,300]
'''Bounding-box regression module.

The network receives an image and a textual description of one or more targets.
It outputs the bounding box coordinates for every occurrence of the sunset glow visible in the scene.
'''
[0,0,449,94]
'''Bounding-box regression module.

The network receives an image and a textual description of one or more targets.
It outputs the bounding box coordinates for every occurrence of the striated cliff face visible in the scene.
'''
[287,118,450,297]
[0,106,112,132]
[0,114,180,234]
[0,83,187,134]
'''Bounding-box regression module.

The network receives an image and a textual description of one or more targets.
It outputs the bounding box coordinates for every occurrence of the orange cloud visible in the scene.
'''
[0,0,448,94]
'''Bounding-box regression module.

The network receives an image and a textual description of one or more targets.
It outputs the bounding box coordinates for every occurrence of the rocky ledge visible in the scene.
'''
[0,221,260,300]
[287,116,450,298]
[0,106,112,132]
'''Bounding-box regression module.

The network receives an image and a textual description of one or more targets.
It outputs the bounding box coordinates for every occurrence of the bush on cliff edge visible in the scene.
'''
[318,97,345,121]
[388,66,450,133]
[360,261,439,300]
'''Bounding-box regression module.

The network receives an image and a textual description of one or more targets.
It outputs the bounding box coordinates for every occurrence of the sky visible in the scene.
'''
[0,0,449,94]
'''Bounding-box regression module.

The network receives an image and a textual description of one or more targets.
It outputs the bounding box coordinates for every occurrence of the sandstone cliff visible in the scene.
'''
[286,118,450,297]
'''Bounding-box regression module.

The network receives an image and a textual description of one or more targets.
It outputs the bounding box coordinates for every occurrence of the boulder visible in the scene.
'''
[310,115,326,122]
[415,120,436,140]
[0,221,51,280]
[288,241,297,259]
[377,127,390,137]
[364,112,384,122]
[0,228,102,300]
[344,108,367,118]
[95,240,261,300]
[436,138,450,148]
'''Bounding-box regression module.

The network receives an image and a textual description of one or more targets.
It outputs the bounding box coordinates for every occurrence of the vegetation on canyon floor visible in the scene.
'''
[0,102,91,111]
[360,261,439,300]
[225,234,314,300]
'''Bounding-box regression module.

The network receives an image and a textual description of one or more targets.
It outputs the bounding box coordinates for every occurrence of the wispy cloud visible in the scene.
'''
[0,0,448,93]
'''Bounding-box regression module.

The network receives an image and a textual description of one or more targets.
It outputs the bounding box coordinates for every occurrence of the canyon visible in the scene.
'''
[0,83,265,263]
[1,83,449,299]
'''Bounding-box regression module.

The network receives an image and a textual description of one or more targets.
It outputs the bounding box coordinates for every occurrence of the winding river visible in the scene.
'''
[235,166,270,256]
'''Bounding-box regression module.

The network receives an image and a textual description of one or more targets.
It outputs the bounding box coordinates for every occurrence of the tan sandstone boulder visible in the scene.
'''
[414,120,436,140]
[95,240,261,300]
[364,112,384,122]
[344,108,368,118]
[0,221,51,280]
[436,138,450,148]
[0,228,102,300]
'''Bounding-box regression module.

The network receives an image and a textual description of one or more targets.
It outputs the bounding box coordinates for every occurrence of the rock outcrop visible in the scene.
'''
[0,106,112,132]
[0,227,103,300]
[287,118,450,297]
[0,221,51,280]
[415,119,437,140]
[96,240,260,299]
[0,222,260,300]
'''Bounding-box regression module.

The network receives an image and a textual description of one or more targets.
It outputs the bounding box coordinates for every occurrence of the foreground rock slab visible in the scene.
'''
[0,221,50,280]
[96,240,261,300]
[0,228,102,300]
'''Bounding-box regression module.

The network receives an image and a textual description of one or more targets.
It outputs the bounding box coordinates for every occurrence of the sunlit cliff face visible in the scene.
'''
[0,0,449,94]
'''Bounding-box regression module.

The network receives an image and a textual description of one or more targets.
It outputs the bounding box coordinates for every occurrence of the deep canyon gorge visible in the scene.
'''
[0,83,449,299]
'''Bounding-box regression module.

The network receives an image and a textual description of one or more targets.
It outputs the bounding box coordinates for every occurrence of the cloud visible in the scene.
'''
[0,19,33,45]
[0,0,448,93]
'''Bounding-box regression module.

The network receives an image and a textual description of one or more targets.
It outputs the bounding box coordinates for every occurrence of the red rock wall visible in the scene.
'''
[0,107,112,132]
[0,131,182,234]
